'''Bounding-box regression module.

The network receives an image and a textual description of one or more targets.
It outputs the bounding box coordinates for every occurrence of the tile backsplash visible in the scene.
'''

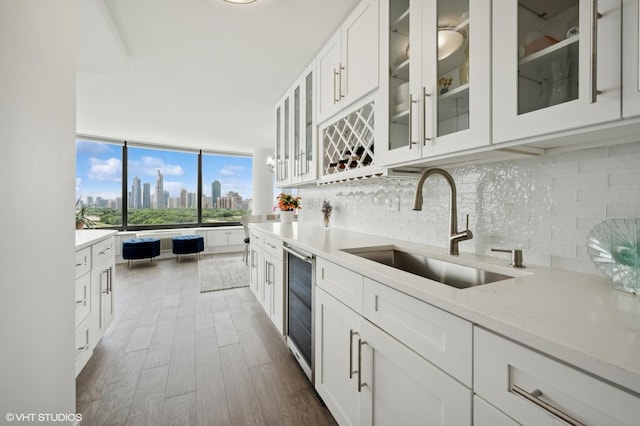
[298,141,640,275]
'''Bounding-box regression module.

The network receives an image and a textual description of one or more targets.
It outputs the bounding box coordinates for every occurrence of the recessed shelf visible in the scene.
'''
[438,85,469,123]
[391,108,410,124]
[519,34,578,67]
[390,59,410,80]
[391,8,410,36]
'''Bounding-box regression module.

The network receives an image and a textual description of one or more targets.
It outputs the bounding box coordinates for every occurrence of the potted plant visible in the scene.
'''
[76,197,96,230]
[276,193,301,224]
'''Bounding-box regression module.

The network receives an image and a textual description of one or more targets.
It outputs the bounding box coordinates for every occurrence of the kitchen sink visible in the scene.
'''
[342,247,513,289]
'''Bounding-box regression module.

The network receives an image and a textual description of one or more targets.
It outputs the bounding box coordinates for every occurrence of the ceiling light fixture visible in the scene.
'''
[223,0,256,4]
[437,28,464,60]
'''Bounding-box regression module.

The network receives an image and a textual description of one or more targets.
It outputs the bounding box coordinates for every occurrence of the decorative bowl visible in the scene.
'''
[587,218,640,294]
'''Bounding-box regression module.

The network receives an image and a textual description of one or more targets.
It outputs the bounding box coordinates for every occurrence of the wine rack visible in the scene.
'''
[321,101,377,181]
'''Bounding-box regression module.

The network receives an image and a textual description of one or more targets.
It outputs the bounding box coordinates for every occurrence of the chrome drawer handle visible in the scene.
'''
[349,330,359,379]
[99,246,114,255]
[357,339,367,392]
[75,299,86,305]
[511,385,585,426]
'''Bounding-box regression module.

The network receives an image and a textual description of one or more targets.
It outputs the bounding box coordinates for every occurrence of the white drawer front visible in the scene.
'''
[474,396,519,426]
[92,236,115,266]
[474,327,640,426]
[263,235,283,260]
[75,272,91,327]
[75,247,91,279]
[75,318,92,377]
[316,257,364,313]
[363,278,472,387]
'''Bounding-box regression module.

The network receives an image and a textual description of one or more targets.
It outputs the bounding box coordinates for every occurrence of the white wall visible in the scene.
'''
[0,1,77,421]
[299,141,640,275]
[251,148,275,216]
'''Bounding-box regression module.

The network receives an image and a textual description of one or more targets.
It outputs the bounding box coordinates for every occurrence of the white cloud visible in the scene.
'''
[88,157,122,182]
[129,156,185,177]
[220,164,246,177]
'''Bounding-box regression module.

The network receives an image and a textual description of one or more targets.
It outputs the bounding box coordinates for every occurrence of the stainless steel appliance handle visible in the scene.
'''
[511,385,585,426]
[283,246,313,263]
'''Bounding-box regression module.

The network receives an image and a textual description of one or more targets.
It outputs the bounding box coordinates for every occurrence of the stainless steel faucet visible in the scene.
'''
[412,168,473,255]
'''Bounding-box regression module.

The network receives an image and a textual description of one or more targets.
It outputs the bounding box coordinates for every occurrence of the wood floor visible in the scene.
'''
[76,254,337,426]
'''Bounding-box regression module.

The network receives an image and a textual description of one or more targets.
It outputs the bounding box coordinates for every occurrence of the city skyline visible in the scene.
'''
[76,139,253,204]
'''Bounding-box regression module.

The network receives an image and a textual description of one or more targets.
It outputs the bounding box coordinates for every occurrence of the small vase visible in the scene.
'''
[323,214,331,228]
[280,210,294,224]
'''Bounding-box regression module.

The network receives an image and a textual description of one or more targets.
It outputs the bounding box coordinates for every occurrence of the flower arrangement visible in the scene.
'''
[321,200,332,228]
[276,193,302,211]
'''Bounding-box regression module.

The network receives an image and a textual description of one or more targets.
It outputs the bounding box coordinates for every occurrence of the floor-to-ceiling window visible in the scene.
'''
[75,137,253,229]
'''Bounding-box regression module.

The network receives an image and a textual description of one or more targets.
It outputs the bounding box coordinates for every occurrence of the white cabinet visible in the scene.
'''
[358,319,472,425]
[206,228,244,250]
[623,0,640,117]
[474,327,640,426]
[277,60,317,187]
[250,230,284,333]
[275,90,292,185]
[380,0,491,167]
[74,233,116,377]
[314,258,472,426]
[315,287,362,426]
[291,61,317,185]
[492,0,621,143]
[317,0,379,124]
[91,236,115,346]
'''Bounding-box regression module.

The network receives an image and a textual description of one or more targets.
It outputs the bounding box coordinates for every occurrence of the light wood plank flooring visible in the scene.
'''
[76,254,336,426]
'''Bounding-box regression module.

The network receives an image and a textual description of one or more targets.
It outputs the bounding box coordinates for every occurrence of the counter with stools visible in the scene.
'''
[122,237,161,268]
[172,234,204,262]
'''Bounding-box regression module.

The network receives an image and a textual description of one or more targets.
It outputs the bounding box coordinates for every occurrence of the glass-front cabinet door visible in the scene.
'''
[275,92,291,185]
[291,62,317,184]
[380,0,490,167]
[493,0,621,143]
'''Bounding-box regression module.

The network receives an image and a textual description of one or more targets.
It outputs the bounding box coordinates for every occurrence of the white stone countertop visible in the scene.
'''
[251,222,640,395]
[75,229,118,250]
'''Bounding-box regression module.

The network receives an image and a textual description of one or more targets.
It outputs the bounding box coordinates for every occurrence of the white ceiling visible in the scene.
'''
[77,0,360,153]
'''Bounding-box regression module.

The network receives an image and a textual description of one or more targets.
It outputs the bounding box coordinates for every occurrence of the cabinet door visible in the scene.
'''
[358,320,472,426]
[315,288,361,426]
[301,66,317,182]
[317,31,342,123]
[275,92,292,185]
[269,256,284,334]
[341,0,380,106]
[623,0,640,117]
[493,0,621,143]
[421,0,491,157]
[249,245,261,296]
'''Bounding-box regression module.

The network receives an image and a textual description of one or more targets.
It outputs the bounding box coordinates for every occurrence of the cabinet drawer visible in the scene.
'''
[474,327,640,426]
[363,278,472,387]
[75,318,92,377]
[263,235,283,260]
[92,236,115,266]
[316,257,363,313]
[75,247,91,279]
[474,396,518,426]
[75,272,91,327]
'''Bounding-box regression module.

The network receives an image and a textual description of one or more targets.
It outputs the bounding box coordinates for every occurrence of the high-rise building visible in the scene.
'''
[180,188,187,208]
[211,180,221,208]
[155,169,164,209]
[164,190,170,208]
[132,176,141,209]
[187,192,197,208]
[143,183,151,208]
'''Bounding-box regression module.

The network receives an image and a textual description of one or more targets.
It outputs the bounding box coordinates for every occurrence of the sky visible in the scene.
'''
[76,139,253,202]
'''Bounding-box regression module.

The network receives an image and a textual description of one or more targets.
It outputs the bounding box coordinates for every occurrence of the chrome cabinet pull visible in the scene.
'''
[511,385,585,426]
[99,246,113,255]
[590,0,603,103]
[349,330,359,379]
[75,298,86,305]
[338,63,345,99]
[333,68,340,104]
[357,338,367,392]
[408,94,417,149]
[423,87,432,144]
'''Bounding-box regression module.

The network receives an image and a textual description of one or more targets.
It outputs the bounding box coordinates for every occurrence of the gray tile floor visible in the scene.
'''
[76,255,336,426]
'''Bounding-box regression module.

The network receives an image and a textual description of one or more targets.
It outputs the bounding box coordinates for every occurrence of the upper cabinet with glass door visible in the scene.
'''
[275,91,291,186]
[379,0,491,167]
[290,61,317,185]
[492,0,621,143]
